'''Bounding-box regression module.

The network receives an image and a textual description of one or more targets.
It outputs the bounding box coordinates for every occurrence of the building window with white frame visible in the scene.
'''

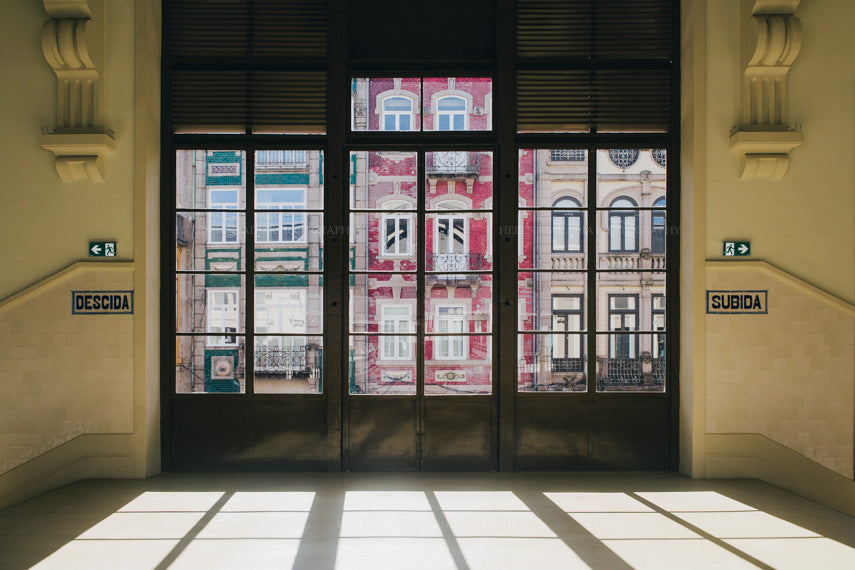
[381,305,413,359]
[207,290,239,346]
[382,96,414,131]
[256,188,306,243]
[436,305,466,359]
[436,96,467,130]
[608,197,638,252]
[382,213,413,256]
[209,189,239,243]
[254,289,307,372]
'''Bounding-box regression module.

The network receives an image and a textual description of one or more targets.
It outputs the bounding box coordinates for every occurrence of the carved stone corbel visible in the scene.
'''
[729,0,803,180]
[40,0,115,183]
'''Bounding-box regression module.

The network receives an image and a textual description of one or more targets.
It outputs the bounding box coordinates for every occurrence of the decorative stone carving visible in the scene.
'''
[729,0,802,180]
[40,0,115,183]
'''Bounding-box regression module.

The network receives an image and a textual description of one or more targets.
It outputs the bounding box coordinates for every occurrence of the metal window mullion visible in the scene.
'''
[246,150,256,395]
[416,149,426,467]
[586,147,597,395]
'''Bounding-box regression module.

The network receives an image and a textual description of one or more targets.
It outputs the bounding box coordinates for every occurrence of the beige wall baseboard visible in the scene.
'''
[0,434,136,510]
[705,433,855,517]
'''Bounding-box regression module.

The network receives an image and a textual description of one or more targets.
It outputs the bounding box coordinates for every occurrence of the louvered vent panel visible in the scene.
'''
[253,0,328,58]
[517,0,591,58]
[172,71,249,133]
[595,69,670,132]
[594,0,672,58]
[252,71,328,134]
[169,1,250,58]
[517,71,591,132]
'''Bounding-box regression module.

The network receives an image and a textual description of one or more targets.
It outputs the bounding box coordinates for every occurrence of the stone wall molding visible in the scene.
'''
[39,0,115,183]
[729,0,803,180]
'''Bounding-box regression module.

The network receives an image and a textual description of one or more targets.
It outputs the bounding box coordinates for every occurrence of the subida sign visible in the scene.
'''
[72,291,134,314]
[706,290,767,314]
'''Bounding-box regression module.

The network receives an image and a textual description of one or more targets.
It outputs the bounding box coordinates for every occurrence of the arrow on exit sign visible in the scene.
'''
[723,241,750,257]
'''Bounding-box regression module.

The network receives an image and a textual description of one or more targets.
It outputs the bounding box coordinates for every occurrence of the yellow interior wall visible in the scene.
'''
[0,0,159,508]
[0,0,136,301]
[699,0,855,513]
[706,0,855,304]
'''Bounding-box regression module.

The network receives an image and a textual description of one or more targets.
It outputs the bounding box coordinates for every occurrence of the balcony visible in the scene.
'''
[596,356,665,391]
[599,251,665,270]
[426,253,484,286]
[426,152,481,178]
[550,252,585,270]
[254,345,320,378]
[255,150,308,170]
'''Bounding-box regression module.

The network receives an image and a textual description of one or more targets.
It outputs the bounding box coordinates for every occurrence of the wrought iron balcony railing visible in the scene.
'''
[255,150,308,170]
[255,345,317,376]
[426,152,481,177]
[426,252,485,272]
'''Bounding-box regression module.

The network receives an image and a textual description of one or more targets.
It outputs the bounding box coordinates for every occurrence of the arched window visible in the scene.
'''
[608,197,638,252]
[552,197,584,253]
[382,96,413,131]
[436,96,466,130]
[651,197,666,253]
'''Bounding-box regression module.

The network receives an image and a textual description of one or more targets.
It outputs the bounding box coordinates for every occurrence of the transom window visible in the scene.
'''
[550,149,586,161]
[651,149,667,168]
[608,149,640,169]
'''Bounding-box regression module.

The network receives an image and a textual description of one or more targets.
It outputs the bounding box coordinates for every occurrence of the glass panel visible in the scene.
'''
[425,335,492,395]
[426,152,493,201]
[176,150,246,209]
[350,151,418,209]
[351,78,421,132]
[254,283,322,336]
[176,335,246,394]
[254,213,323,271]
[598,208,666,269]
[425,284,493,334]
[518,272,587,331]
[177,213,246,272]
[424,78,492,132]
[519,149,588,208]
[518,333,586,392]
[254,150,322,206]
[350,273,417,332]
[349,335,417,395]
[596,333,665,392]
[596,273,665,333]
[254,335,323,394]
[426,214,492,271]
[349,214,418,272]
[177,275,245,335]
[597,149,666,206]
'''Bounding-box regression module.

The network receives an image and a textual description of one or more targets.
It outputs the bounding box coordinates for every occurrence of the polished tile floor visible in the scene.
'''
[2,472,855,569]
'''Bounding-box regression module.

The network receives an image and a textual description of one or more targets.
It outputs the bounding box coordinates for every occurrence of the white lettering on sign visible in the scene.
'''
[72,291,134,314]
[207,163,240,177]
[706,290,767,314]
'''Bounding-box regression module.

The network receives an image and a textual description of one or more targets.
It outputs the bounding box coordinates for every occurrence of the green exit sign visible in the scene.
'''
[89,241,117,257]
[723,241,750,257]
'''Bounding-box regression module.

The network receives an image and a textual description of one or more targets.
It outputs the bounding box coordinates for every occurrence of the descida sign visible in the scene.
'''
[72,291,134,314]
